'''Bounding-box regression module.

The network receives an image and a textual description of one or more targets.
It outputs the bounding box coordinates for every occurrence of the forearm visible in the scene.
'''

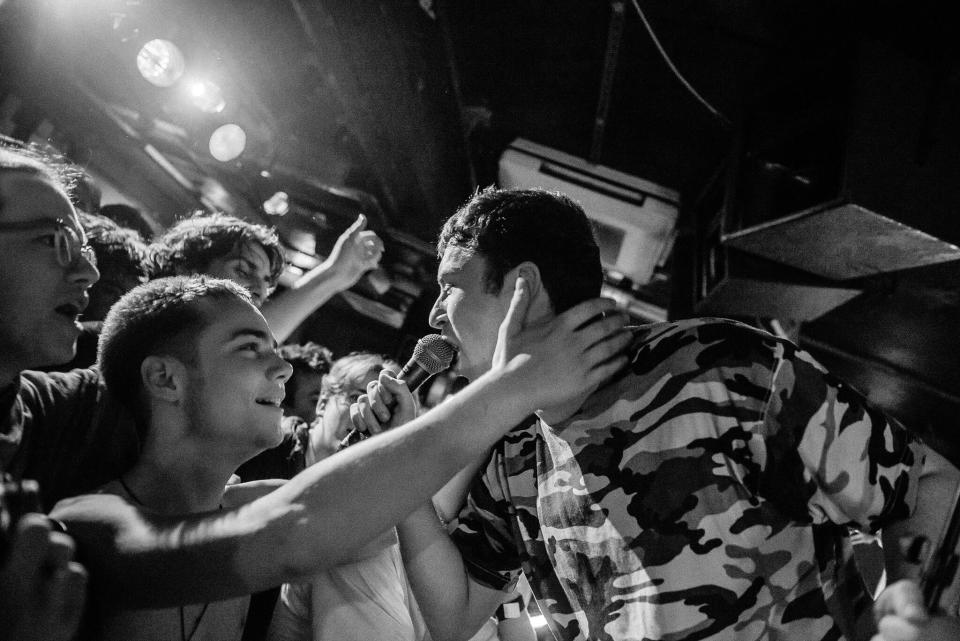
[261,259,349,342]
[53,366,535,608]
[398,504,503,641]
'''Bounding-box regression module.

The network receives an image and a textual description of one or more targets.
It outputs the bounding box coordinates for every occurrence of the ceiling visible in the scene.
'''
[2,0,960,461]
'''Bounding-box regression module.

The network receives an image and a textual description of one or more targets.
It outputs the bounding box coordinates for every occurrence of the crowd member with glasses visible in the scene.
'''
[46,212,149,371]
[0,143,96,641]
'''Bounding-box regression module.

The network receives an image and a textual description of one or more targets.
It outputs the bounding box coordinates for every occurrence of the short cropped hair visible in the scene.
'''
[0,142,79,213]
[79,212,149,284]
[279,342,334,407]
[99,276,253,420]
[148,212,285,286]
[438,187,602,313]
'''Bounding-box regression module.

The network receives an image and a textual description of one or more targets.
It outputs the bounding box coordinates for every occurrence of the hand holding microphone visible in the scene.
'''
[339,334,455,449]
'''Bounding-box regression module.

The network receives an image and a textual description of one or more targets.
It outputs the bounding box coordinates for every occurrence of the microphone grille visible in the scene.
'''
[412,334,456,375]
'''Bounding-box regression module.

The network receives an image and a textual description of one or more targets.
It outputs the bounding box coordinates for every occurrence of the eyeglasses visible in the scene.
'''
[0,217,98,269]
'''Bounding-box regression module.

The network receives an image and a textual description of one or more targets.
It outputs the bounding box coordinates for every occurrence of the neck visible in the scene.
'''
[123,420,246,513]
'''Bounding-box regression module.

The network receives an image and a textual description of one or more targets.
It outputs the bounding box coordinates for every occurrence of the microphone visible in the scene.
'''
[338,334,456,449]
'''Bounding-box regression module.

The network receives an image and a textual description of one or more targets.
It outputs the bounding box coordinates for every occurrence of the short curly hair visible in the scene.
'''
[147,212,285,287]
[278,342,334,406]
[438,187,602,314]
[98,276,254,421]
[79,212,149,284]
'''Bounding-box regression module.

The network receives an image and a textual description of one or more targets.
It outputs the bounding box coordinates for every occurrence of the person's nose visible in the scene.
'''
[427,294,445,329]
[68,251,100,287]
[271,354,294,384]
[246,278,269,307]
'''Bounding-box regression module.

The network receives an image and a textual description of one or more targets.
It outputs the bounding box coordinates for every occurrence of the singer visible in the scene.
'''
[352,187,960,641]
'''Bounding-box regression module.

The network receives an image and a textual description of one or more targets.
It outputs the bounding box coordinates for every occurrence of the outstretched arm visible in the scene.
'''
[262,214,383,342]
[52,285,630,609]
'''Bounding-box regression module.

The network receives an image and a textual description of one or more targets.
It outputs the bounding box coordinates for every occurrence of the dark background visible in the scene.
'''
[2,0,959,462]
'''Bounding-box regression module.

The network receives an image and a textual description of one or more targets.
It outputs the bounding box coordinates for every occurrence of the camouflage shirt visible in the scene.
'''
[450,318,923,641]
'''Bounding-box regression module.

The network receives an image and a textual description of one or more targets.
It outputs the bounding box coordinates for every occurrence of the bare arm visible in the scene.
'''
[398,504,507,641]
[52,287,630,609]
[262,214,383,342]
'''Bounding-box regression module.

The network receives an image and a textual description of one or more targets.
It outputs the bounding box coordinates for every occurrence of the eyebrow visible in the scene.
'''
[227,328,278,350]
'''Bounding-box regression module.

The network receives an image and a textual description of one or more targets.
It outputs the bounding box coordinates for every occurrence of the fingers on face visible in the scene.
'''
[562,297,620,332]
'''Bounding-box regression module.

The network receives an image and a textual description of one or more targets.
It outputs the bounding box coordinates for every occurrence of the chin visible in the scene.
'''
[36,344,77,369]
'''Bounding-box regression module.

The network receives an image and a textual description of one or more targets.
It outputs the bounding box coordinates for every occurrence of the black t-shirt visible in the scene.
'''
[0,368,142,511]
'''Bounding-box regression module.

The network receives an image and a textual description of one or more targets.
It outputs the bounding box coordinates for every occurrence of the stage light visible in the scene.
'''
[208,124,246,162]
[136,39,185,87]
[188,80,226,114]
[263,191,290,216]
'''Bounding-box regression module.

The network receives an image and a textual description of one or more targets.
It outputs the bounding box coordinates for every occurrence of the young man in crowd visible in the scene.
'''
[234,342,333,485]
[353,187,960,641]
[90,276,294,639]
[0,142,631,629]
[149,210,384,342]
[0,144,96,640]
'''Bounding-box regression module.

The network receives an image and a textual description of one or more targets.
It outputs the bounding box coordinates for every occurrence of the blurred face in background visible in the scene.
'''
[284,370,324,423]
[203,241,274,307]
[84,268,144,323]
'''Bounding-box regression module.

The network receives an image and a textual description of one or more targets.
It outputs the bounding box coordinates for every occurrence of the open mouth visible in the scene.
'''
[54,303,82,321]
[255,398,283,408]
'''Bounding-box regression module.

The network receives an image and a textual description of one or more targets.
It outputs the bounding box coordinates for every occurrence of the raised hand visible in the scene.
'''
[0,514,88,641]
[325,214,384,288]
[492,277,632,412]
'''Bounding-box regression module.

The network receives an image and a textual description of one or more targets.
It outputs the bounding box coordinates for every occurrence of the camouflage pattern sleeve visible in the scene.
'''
[449,443,525,592]
[760,340,923,533]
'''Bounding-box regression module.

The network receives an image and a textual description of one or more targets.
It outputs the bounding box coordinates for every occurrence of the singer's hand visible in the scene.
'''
[492,277,632,411]
[350,369,418,435]
[872,580,960,641]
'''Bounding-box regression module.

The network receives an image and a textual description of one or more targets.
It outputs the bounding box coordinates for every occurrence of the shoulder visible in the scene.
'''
[625,317,788,378]
[19,367,104,406]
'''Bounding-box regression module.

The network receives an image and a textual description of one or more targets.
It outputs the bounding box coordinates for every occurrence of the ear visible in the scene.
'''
[502,261,553,321]
[140,355,188,405]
